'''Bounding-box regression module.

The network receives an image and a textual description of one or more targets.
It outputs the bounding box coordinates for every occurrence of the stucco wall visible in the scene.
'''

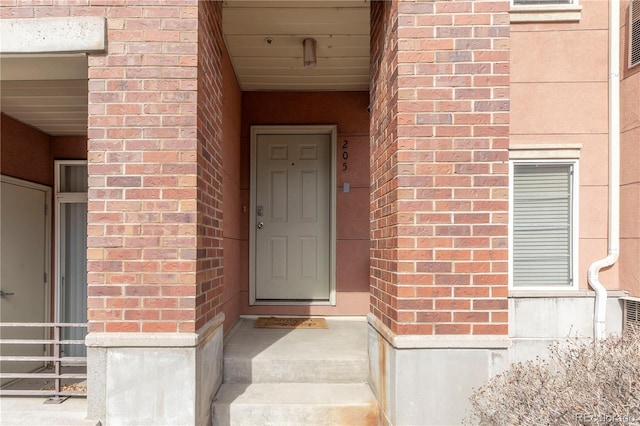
[620,0,640,297]
[221,38,243,333]
[51,135,87,160]
[510,0,616,290]
[240,91,371,316]
[1,113,52,186]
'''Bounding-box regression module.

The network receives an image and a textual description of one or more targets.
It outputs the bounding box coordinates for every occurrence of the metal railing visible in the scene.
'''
[0,323,87,403]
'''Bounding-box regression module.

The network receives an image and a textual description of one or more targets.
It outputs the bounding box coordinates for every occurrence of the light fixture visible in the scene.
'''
[303,38,317,69]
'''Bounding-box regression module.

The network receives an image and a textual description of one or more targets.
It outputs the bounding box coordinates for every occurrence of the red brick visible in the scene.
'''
[106,322,141,332]
[141,322,177,332]
[435,324,471,335]
[454,312,489,323]
[416,311,452,323]
[473,324,508,335]
[435,299,470,310]
[473,299,508,310]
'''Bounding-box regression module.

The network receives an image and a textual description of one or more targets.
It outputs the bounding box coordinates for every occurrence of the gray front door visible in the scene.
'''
[254,133,332,301]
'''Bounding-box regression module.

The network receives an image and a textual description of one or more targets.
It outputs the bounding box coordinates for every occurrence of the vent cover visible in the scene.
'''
[631,0,640,68]
[624,297,640,333]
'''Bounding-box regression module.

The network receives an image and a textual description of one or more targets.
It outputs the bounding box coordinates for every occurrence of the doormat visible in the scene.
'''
[254,317,328,329]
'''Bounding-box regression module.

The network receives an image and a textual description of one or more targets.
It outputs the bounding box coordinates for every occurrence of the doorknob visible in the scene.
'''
[257,221,264,229]
[0,290,15,297]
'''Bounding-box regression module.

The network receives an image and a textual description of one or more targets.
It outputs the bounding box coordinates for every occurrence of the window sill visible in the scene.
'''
[510,4,582,23]
[509,289,629,298]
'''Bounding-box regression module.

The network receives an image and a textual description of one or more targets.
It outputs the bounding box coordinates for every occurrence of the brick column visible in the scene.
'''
[370,0,509,337]
[86,3,201,335]
[82,2,224,424]
[1,2,225,423]
[368,1,510,423]
[196,0,225,331]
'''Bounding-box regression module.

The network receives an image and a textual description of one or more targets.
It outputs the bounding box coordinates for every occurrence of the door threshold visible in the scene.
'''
[239,314,367,320]
[252,300,333,306]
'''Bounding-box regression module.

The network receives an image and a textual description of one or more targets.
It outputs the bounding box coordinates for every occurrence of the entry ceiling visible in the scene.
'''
[223,0,370,91]
[0,54,88,136]
[0,2,370,137]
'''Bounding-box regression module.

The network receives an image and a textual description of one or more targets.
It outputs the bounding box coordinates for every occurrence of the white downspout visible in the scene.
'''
[587,0,621,341]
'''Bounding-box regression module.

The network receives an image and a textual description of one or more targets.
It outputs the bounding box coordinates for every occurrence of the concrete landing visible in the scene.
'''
[223,317,369,383]
[213,317,379,426]
[0,397,98,426]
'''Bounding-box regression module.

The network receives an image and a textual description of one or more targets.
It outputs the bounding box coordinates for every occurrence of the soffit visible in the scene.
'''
[0,54,88,136]
[0,3,371,138]
[223,0,371,91]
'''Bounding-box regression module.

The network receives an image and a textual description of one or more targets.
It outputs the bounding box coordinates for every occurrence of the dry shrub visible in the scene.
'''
[465,332,640,425]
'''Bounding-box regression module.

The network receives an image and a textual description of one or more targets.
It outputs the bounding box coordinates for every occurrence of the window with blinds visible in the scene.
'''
[512,163,574,287]
[631,0,640,68]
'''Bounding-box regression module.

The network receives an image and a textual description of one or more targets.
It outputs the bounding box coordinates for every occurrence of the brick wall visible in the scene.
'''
[196,0,225,330]
[85,1,201,333]
[370,0,401,332]
[2,1,225,333]
[1,1,203,333]
[370,0,510,336]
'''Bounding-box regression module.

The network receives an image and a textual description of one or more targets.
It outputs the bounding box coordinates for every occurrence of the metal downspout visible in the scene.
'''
[587,0,621,341]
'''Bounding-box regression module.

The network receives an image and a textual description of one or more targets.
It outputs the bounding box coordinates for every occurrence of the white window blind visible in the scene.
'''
[513,163,573,287]
[631,0,640,68]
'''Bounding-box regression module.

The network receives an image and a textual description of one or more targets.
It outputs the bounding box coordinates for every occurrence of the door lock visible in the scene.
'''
[257,221,264,229]
[0,290,15,297]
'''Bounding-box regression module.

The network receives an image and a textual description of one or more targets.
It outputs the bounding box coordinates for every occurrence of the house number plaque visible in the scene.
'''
[342,139,349,171]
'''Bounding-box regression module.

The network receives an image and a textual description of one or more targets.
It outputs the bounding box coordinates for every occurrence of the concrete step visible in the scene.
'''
[212,383,379,426]
[224,355,368,384]
[223,318,369,384]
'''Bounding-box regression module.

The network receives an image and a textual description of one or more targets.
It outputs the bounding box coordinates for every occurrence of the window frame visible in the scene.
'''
[511,0,577,6]
[509,159,580,291]
[510,0,582,23]
[54,160,88,324]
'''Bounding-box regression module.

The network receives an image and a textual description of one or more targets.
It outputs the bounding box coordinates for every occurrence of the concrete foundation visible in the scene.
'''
[85,313,224,426]
[509,291,625,363]
[367,314,510,426]
[366,294,626,425]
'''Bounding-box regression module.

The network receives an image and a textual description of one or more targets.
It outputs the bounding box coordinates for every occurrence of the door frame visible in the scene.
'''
[0,174,52,326]
[53,160,88,324]
[249,125,337,306]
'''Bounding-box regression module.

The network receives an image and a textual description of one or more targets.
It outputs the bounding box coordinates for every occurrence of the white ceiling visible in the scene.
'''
[0,2,370,136]
[0,54,88,136]
[223,0,370,91]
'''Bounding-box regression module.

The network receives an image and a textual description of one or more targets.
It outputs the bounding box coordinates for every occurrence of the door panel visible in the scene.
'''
[0,178,48,381]
[255,134,331,300]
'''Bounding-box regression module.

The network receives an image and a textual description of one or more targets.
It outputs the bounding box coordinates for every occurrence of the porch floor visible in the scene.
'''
[0,397,96,426]
[1,365,93,425]
[223,316,370,383]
